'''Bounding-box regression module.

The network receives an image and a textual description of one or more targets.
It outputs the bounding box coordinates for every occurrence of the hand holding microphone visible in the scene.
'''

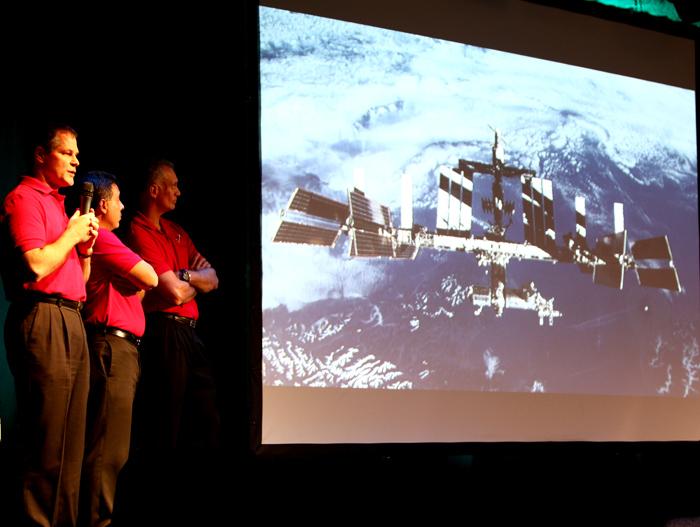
[72,181,99,255]
[79,181,99,235]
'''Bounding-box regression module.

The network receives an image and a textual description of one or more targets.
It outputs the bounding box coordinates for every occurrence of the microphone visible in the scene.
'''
[80,181,94,215]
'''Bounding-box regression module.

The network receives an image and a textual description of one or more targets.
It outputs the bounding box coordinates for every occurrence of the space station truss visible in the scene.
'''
[271,131,683,325]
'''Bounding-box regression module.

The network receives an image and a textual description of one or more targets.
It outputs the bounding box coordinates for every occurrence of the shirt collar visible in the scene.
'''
[20,175,65,201]
[133,210,166,234]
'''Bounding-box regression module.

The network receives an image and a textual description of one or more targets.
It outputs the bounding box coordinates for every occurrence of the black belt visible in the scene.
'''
[87,324,141,347]
[25,293,83,312]
[155,312,197,328]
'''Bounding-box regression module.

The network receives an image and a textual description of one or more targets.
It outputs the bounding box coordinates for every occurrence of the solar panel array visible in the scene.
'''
[289,188,349,223]
[436,165,473,235]
[631,236,672,260]
[349,189,391,229]
[346,189,394,257]
[592,231,627,289]
[521,176,556,253]
[632,235,681,291]
[273,221,340,247]
[350,229,394,258]
[273,188,349,247]
[636,267,681,291]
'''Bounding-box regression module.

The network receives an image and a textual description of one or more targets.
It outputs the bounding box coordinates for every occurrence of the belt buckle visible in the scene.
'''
[111,327,140,347]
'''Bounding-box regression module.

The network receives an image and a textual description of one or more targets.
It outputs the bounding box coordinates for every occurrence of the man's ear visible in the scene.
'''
[148,183,159,198]
[34,146,47,166]
[98,198,109,216]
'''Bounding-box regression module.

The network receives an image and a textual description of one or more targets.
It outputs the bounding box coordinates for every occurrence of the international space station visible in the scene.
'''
[272,130,681,326]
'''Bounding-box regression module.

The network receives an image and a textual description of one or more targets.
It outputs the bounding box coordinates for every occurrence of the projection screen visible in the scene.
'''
[259,0,698,444]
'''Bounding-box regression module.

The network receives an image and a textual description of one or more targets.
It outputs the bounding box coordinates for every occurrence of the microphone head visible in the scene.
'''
[79,181,94,214]
[81,181,94,197]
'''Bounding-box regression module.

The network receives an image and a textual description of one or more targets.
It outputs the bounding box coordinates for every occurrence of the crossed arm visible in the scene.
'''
[153,252,218,306]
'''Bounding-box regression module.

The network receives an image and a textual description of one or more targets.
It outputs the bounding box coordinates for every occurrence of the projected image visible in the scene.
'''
[260,6,699,398]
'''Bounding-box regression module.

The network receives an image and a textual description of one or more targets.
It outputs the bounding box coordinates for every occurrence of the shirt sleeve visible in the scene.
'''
[93,229,142,275]
[128,222,171,276]
[5,192,48,253]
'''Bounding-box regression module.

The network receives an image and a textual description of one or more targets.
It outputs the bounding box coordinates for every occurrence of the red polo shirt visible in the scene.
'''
[2,176,86,301]
[84,228,146,336]
[127,211,199,319]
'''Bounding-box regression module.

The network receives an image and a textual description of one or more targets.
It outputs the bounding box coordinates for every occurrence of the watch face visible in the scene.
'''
[180,269,190,282]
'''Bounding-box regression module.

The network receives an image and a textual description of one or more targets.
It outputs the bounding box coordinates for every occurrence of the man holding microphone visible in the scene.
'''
[1,123,98,526]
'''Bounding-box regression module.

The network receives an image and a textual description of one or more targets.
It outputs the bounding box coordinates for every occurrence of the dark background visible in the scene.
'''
[0,4,259,525]
[0,1,698,525]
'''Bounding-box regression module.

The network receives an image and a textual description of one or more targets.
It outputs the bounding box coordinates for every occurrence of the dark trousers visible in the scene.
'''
[5,302,90,527]
[121,315,222,525]
[134,314,219,453]
[81,332,139,527]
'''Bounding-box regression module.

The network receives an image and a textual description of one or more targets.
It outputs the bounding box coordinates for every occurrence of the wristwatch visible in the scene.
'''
[179,269,191,283]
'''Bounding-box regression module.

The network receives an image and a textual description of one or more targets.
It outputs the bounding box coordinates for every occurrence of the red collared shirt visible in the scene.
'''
[2,176,85,301]
[85,228,146,336]
[127,211,199,319]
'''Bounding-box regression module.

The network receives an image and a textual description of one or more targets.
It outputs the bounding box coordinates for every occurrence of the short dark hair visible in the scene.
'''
[145,159,175,190]
[79,171,118,205]
[28,122,78,169]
